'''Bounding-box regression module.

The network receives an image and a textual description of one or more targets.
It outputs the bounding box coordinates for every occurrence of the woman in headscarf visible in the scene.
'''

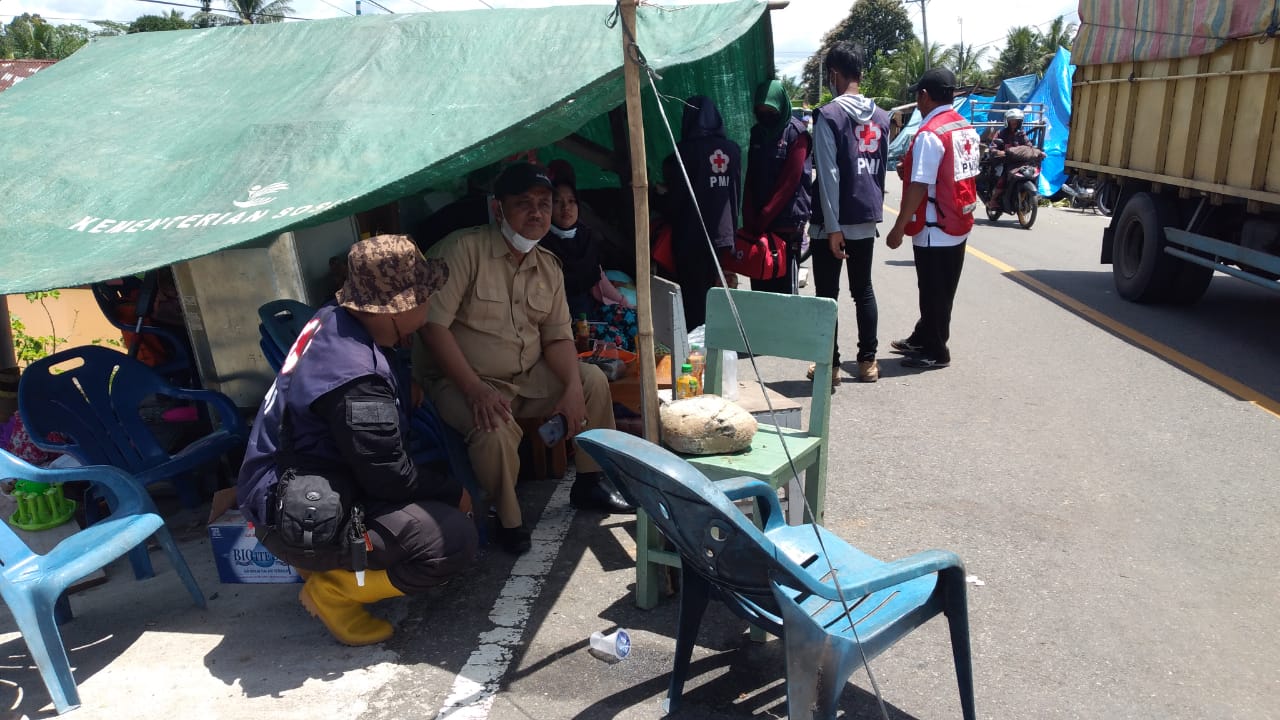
[665,95,741,330]
[743,79,813,294]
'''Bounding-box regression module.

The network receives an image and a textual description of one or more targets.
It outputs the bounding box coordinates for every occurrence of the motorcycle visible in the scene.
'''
[1060,174,1119,216]
[977,144,1042,229]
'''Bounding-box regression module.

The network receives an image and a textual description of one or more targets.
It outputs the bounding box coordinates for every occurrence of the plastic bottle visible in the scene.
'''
[676,363,700,399]
[574,313,591,352]
[687,346,705,388]
[720,349,738,400]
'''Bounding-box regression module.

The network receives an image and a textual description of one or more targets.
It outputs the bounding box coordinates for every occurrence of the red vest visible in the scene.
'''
[901,108,981,237]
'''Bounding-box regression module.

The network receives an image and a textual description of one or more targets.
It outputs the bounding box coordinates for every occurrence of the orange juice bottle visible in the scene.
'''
[676,364,700,399]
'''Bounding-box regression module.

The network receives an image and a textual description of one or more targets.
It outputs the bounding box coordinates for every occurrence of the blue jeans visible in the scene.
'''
[811,235,877,365]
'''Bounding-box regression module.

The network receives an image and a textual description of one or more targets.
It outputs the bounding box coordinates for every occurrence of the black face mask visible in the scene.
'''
[756,111,779,125]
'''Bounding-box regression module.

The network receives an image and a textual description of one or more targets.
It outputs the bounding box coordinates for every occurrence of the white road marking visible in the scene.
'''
[433,480,577,719]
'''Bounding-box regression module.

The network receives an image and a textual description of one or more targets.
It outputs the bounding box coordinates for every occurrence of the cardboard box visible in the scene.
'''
[207,488,301,584]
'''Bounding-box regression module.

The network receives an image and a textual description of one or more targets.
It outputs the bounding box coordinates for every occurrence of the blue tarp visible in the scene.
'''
[1026,48,1075,195]
[985,74,1039,123]
[887,95,988,169]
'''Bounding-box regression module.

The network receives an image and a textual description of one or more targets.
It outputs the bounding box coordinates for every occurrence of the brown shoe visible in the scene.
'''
[857,359,880,383]
[807,363,840,390]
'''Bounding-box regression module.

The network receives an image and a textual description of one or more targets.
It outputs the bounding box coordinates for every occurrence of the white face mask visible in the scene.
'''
[549,224,577,239]
[499,214,541,253]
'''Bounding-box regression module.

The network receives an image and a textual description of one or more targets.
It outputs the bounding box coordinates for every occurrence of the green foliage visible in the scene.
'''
[9,292,65,365]
[130,11,194,33]
[991,17,1077,84]
[223,0,296,24]
[862,39,955,106]
[779,74,803,106]
[992,26,1043,81]
[0,14,90,60]
[949,43,991,88]
[800,0,914,104]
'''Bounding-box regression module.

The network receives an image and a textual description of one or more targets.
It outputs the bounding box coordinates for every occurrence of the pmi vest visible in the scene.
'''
[236,303,402,528]
[902,108,981,238]
[810,101,890,229]
[747,116,813,230]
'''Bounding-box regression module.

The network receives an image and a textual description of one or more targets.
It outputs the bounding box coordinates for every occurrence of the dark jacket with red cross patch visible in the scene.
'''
[668,95,741,254]
[237,303,461,529]
[810,94,890,231]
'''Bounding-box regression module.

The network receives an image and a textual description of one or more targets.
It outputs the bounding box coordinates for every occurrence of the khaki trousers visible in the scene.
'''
[429,362,615,528]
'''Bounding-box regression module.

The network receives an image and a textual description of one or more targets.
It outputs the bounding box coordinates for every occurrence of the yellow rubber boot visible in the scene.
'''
[299,569,403,646]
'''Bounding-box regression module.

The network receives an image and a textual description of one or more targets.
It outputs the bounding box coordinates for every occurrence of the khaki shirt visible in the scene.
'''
[419,224,572,398]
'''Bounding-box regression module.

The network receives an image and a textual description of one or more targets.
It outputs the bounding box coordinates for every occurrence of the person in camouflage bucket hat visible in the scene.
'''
[236,233,476,648]
[337,234,449,314]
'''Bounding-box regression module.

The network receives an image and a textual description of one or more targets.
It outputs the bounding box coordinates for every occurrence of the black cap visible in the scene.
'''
[908,67,958,96]
[494,162,554,198]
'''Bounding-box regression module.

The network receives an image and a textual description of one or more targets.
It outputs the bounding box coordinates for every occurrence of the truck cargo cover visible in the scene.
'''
[1074,0,1277,65]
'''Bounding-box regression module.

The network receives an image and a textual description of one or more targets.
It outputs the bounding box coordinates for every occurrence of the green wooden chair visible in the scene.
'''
[633,288,837,609]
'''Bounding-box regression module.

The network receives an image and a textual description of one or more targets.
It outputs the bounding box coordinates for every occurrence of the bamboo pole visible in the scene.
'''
[621,0,659,443]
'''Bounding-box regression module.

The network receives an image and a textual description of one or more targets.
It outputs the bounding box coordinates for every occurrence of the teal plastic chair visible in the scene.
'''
[577,430,975,720]
[0,450,206,715]
[633,288,838,609]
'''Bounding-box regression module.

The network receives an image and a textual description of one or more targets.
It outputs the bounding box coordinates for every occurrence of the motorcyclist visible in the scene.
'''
[985,108,1044,211]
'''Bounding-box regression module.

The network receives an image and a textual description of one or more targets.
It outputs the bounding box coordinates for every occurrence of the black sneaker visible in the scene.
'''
[901,356,950,369]
[890,339,924,354]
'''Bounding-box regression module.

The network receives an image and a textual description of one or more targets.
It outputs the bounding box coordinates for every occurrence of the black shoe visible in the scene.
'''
[890,338,924,354]
[570,473,636,514]
[495,523,532,555]
[901,356,950,369]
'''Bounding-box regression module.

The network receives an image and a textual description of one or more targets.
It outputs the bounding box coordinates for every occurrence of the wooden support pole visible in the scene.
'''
[621,0,659,443]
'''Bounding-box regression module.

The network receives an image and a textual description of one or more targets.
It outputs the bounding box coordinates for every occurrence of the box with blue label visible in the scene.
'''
[207,489,301,584]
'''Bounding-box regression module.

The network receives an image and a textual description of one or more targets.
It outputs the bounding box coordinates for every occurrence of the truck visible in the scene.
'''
[1066,1,1280,304]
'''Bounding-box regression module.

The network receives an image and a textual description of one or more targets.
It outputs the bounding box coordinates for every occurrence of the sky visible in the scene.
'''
[3,0,1081,79]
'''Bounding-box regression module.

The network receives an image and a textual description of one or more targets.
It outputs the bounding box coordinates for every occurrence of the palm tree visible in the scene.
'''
[1036,16,1077,71]
[880,40,954,103]
[993,26,1042,81]
[949,42,990,87]
[223,0,295,24]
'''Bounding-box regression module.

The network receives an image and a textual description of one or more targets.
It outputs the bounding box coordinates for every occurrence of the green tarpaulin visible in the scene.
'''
[0,1,770,293]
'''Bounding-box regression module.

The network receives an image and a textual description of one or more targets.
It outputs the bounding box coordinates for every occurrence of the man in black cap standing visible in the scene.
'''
[885,68,982,370]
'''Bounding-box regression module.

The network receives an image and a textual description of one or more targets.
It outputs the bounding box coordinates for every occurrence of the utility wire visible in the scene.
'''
[404,0,437,10]
[314,0,355,16]
[364,0,395,13]
[610,2,893,718]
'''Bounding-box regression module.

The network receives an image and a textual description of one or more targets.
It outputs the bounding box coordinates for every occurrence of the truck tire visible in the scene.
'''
[1112,191,1185,302]
[1164,255,1214,305]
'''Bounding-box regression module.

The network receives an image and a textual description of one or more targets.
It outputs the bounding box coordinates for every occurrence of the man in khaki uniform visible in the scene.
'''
[416,162,633,555]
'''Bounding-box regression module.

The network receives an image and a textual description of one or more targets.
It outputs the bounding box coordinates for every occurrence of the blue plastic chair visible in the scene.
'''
[0,450,206,715]
[577,430,976,720]
[257,299,316,361]
[90,273,194,387]
[18,345,246,518]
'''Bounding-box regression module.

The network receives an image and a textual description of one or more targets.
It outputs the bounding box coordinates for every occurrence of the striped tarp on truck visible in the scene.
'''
[1074,0,1276,65]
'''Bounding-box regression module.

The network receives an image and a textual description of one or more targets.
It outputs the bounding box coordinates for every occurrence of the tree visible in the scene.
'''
[949,42,990,88]
[778,74,803,105]
[1036,16,1077,72]
[0,14,90,60]
[800,0,914,104]
[863,39,954,105]
[130,11,194,33]
[222,0,295,24]
[992,26,1042,81]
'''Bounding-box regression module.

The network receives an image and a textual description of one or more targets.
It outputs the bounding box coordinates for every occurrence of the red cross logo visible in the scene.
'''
[709,149,729,174]
[281,317,321,374]
[963,138,974,155]
[857,123,882,152]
